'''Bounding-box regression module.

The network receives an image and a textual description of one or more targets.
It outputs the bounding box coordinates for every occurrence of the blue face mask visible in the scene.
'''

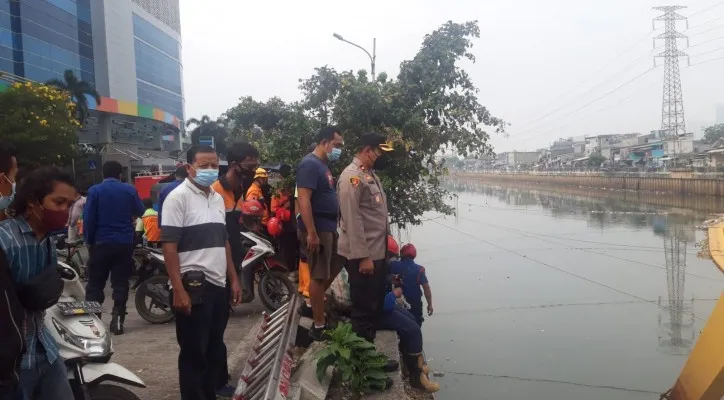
[192,168,218,187]
[327,147,342,162]
[0,182,15,210]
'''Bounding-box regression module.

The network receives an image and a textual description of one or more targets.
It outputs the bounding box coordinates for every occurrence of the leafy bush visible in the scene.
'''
[315,323,389,394]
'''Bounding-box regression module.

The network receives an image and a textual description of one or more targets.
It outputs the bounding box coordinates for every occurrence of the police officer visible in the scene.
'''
[337,132,395,343]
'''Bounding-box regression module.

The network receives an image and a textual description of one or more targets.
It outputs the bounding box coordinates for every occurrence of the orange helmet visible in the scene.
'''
[275,208,291,222]
[267,217,283,237]
[400,243,417,259]
[240,200,264,216]
[387,235,400,256]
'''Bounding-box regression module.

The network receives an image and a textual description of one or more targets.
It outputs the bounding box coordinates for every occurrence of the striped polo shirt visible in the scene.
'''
[160,179,228,287]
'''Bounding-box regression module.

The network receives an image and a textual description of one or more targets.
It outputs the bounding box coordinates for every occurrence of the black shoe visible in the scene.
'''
[384,376,393,390]
[110,307,126,335]
[383,359,399,373]
[308,324,328,341]
[299,302,313,318]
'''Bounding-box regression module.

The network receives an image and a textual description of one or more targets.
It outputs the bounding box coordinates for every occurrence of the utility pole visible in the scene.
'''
[653,6,689,149]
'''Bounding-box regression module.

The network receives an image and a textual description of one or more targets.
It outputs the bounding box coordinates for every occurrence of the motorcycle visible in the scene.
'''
[55,235,88,281]
[132,246,173,324]
[133,231,294,324]
[48,262,146,400]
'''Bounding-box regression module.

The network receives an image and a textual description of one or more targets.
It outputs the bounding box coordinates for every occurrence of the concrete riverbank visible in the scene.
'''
[454,172,724,197]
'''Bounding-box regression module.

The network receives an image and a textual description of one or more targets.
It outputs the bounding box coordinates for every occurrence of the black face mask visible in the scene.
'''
[373,154,391,170]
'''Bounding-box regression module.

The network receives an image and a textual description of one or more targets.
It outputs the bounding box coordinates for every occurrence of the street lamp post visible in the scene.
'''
[332,33,376,81]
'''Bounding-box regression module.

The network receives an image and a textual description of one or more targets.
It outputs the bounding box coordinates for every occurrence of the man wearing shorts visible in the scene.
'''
[296,127,344,340]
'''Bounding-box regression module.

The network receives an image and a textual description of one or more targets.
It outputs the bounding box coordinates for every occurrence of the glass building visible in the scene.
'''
[0,0,184,152]
[0,0,95,84]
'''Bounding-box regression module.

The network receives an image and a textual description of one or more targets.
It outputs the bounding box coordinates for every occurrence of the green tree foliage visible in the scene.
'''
[703,123,724,144]
[0,81,79,166]
[588,153,606,167]
[225,20,505,226]
[187,115,229,156]
[46,69,101,124]
[315,323,389,394]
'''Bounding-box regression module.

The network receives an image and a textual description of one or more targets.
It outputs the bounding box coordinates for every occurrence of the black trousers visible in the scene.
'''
[175,282,229,400]
[278,231,299,272]
[85,244,134,309]
[345,259,387,342]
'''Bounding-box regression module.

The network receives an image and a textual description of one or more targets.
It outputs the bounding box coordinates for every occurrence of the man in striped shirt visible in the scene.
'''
[161,145,242,400]
[0,167,77,400]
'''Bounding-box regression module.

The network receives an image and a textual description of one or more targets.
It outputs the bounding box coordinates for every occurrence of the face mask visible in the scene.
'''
[192,168,219,187]
[0,182,15,209]
[373,153,391,170]
[38,207,69,232]
[327,147,342,162]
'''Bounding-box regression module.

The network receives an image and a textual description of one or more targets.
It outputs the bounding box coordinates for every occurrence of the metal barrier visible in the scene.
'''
[233,295,301,400]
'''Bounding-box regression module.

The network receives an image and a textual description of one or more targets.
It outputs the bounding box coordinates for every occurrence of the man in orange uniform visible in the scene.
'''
[135,198,161,245]
[245,168,269,224]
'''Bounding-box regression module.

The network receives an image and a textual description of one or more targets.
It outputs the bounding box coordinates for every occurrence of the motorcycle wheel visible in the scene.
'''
[258,270,294,312]
[134,275,175,324]
[87,384,141,400]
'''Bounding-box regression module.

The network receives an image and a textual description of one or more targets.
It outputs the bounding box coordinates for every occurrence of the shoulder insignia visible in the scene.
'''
[350,177,361,187]
[365,173,375,183]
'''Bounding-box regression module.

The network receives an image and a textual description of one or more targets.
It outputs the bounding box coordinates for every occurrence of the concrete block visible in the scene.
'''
[361,329,407,400]
[292,341,333,400]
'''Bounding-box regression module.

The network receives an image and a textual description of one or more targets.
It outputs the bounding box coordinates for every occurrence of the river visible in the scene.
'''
[406,180,724,400]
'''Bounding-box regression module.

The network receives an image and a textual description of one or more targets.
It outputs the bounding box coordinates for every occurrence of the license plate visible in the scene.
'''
[56,301,103,316]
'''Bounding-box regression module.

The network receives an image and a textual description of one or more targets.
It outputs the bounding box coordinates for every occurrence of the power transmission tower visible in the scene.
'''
[653,6,690,140]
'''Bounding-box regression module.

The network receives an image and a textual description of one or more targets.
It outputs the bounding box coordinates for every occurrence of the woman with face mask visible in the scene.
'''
[0,167,78,400]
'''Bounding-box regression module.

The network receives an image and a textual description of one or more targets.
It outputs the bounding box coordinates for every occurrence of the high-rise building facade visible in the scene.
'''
[0,0,184,153]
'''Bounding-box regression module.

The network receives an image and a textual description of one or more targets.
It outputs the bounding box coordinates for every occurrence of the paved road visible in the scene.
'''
[99,287,264,400]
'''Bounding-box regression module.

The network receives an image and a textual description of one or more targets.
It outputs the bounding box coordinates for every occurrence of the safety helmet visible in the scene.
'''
[400,243,417,259]
[240,200,264,216]
[275,207,291,222]
[387,235,400,256]
[254,168,268,179]
[267,217,283,237]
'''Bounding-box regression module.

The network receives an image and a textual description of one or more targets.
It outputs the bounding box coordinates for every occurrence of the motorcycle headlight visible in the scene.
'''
[51,318,111,357]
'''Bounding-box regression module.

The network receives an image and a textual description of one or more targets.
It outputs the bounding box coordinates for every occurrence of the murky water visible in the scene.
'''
[407,181,723,400]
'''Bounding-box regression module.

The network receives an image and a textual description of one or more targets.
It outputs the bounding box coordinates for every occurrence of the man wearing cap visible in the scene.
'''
[337,132,395,344]
[245,168,269,224]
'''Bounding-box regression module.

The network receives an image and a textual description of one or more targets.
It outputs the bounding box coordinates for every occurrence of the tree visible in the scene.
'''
[703,123,724,144]
[46,69,100,124]
[588,153,606,168]
[225,20,505,227]
[0,81,79,166]
[187,115,229,155]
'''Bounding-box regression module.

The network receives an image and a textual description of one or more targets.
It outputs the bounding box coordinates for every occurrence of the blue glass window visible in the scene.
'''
[22,35,94,75]
[0,0,9,14]
[137,80,184,118]
[19,4,79,40]
[0,56,13,74]
[0,28,11,48]
[132,14,179,60]
[0,44,11,60]
[46,0,76,17]
[22,0,77,28]
[134,39,182,94]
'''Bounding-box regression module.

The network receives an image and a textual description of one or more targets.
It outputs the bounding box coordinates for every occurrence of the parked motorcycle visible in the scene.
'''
[48,262,146,400]
[133,231,294,324]
[133,246,173,324]
[55,235,88,281]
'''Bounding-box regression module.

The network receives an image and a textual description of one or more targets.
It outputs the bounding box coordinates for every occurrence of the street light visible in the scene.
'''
[332,33,376,81]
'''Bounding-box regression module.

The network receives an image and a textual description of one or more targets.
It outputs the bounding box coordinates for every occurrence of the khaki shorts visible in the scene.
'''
[298,230,340,280]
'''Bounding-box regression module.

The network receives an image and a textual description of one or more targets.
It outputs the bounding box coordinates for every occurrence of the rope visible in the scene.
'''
[659,388,673,400]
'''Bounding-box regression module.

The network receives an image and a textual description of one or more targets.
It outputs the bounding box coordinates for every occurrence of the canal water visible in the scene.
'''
[406,181,724,400]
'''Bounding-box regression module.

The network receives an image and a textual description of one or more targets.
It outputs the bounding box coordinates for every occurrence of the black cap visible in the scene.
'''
[359,132,393,152]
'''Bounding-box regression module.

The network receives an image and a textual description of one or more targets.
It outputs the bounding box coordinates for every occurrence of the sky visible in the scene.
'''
[179,0,724,154]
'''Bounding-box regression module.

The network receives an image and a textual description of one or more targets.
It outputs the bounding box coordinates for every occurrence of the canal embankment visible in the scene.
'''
[453,172,724,197]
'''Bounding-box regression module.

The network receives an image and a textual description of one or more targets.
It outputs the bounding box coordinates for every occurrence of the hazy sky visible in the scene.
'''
[179,0,724,153]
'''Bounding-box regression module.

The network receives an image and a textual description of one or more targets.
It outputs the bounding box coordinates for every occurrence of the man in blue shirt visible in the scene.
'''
[389,243,433,327]
[296,126,344,341]
[0,167,77,400]
[84,161,145,335]
[158,166,188,227]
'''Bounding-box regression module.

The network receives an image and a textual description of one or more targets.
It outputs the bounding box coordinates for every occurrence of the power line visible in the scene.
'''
[429,219,706,321]
[689,53,724,64]
[509,68,655,143]
[689,33,724,47]
[688,0,724,17]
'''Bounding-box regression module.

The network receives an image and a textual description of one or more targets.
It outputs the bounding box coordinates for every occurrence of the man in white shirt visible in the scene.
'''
[161,145,242,400]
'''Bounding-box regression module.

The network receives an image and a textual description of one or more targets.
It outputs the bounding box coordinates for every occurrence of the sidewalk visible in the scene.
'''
[101,287,265,400]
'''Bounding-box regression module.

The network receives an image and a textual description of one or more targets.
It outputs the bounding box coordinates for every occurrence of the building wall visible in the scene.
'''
[0,0,95,84]
[92,0,183,119]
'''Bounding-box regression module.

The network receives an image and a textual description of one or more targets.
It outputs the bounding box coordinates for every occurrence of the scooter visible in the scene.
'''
[133,231,294,324]
[47,262,146,400]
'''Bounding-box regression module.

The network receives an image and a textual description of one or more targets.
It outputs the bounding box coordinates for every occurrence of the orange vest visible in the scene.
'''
[142,214,161,242]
